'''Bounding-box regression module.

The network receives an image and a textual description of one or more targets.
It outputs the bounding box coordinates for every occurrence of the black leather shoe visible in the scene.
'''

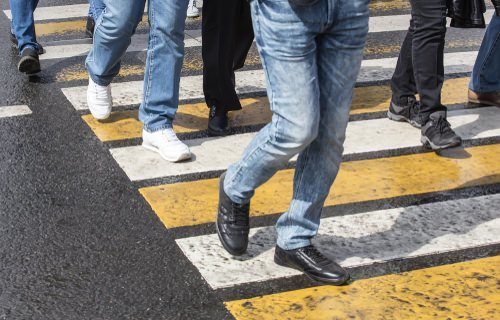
[10,32,44,55]
[215,173,250,256]
[208,106,230,136]
[86,16,95,38]
[274,245,350,285]
[18,47,41,75]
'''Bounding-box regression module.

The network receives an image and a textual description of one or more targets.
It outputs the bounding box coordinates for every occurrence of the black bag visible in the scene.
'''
[447,0,487,28]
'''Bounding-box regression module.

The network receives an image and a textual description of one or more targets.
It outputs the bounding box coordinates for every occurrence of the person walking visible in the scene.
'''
[202,0,254,136]
[9,0,44,75]
[86,0,192,162]
[468,1,500,106]
[388,0,462,150]
[216,0,369,284]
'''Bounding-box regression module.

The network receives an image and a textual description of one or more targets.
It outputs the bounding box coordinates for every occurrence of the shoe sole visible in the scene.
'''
[421,136,462,151]
[387,110,422,129]
[274,253,350,285]
[142,142,192,163]
[215,220,247,256]
[207,126,230,137]
[468,98,499,107]
[18,56,41,75]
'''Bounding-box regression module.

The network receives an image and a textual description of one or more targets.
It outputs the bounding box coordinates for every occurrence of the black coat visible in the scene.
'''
[447,0,487,28]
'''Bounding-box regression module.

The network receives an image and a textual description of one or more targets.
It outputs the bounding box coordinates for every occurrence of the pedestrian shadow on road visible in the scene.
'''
[238,189,499,265]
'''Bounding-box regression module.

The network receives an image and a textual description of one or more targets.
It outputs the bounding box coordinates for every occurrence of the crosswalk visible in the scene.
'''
[0,105,32,118]
[5,1,499,318]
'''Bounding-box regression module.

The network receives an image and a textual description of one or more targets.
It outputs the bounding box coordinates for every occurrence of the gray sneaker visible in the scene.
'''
[421,111,462,150]
[387,96,424,128]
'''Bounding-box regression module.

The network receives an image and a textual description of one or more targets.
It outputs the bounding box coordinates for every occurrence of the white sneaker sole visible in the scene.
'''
[142,142,192,163]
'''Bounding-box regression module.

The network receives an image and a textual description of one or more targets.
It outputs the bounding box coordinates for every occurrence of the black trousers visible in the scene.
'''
[202,0,254,112]
[391,0,448,121]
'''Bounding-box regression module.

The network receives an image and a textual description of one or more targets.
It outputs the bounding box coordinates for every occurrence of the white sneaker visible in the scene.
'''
[186,0,199,18]
[87,77,112,120]
[142,129,192,162]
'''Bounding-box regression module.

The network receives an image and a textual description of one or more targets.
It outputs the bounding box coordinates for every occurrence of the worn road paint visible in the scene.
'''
[112,107,500,181]
[140,144,500,228]
[62,51,479,110]
[225,256,500,319]
[176,194,500,288]
[0,105,32,118]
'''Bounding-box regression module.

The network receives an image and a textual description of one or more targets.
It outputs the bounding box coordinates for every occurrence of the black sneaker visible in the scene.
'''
[18,47,41,75]
[86,16,95,38]
[387,96,424,128]
[208,106,230,136]
[274,245,350,285]
[421,111,462,150]
[215,173,250,256]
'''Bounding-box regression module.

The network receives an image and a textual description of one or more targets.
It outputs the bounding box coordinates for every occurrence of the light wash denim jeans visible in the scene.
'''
[470,14,500,92]
[9,0,40,54]
[88,0,106,20]
[86,0,189,132]
[224,0,369,250]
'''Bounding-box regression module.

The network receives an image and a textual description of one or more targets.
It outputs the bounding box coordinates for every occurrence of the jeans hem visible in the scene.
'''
[276,240,312,251]
[143,124,174,133]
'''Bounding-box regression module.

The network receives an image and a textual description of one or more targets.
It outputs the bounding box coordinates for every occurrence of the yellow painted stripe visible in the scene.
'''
[140,144,500,228]
[83,77,469,142]
[36,18,149,37]
[226,256,500,320]
[369,0,411,12]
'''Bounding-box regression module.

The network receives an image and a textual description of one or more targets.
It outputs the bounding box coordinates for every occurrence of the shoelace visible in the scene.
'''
[435,117,453,134]
[300,246,330,264]
[407,99,421,119]
[161,130,181,142]
[230,202,250,227]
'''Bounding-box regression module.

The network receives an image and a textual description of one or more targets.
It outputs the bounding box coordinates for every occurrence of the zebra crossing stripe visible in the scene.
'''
[112,107,500,182]
[61,51,479,110]
[139,143,500,228]
[0,105,32,118]
[225,255,500,318]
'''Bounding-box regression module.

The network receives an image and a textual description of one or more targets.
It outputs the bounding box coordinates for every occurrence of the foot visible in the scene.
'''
[87,77,112,120]
[421,111,462,150]
[216,173,250,256]
[85,16,95,38]
[186,0,200,18]
[142,129,192,162]
[10,32,44,55]
[468,89,500,106]
[387,96,424,128]
[274,245,350,285]
[208,106,230,136]
[18,47,41,75]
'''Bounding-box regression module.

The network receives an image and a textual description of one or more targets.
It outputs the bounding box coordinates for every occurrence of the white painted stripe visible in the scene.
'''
[176,194,500,289]
[0,105,32,118]
[37,10,493,62]
[41,33,202,61]
[4,4,93,21]
[110,107,500,181]
[62,51,478,110]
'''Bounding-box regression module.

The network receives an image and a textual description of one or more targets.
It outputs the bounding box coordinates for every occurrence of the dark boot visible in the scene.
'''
[468,89,500,107]
[215,173,250,256]
[387,96,425,128]
[208,106,230,136]
[421,111,462,150]
[274,245,350,285]
[18,47,41,75]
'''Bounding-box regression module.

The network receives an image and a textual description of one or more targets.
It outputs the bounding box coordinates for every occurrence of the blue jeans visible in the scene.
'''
[224,0,369,250]
[88,0,106,20]
[470,14,500,92]
[86,0,189,131]
[9,0,40,53]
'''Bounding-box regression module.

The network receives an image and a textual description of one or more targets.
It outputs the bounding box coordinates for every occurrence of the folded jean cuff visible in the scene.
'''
[88,73,111,87]
[276,239,312,251]
[143,124,173,133]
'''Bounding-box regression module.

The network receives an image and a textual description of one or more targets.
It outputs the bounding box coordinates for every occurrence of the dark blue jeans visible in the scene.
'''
[9,0,40,54]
